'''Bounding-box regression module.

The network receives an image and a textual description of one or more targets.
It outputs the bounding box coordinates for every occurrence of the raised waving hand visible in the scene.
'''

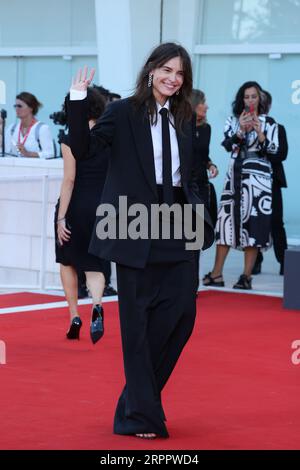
[71,66,95,92]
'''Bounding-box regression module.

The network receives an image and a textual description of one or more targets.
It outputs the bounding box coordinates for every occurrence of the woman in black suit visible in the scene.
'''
[252,90,288,276]
[191,89,218,225]
[191,89,218,287]
[68,43,214,439]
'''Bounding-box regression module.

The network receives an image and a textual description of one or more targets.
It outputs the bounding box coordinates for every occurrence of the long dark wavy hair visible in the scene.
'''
[232,81,265,117]
[132,42,193,132]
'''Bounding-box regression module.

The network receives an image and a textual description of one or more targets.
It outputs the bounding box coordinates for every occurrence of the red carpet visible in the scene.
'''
[0,292,64,309]
[0,291,300,450]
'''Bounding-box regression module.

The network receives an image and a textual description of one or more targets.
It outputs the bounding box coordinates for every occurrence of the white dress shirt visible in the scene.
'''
[5,121,54,159]
[70,91,182,186]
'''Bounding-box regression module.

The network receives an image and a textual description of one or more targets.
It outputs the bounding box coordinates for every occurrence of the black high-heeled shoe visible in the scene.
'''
[90,304,104,344]
[251,260,262,275]
[66,316,82,340]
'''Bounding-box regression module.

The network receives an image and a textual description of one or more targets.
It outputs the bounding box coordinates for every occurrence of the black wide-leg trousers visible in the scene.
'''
[271,181,287,266]
[113,257,197,437]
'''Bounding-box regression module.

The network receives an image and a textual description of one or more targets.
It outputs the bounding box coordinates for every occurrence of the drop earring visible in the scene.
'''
[148,74,153,88]
[176,89,180,95]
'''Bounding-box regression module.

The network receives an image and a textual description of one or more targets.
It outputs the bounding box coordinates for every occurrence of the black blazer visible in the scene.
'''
[268,124,288,188]
[194,122,211,186]
[68,97,214,268]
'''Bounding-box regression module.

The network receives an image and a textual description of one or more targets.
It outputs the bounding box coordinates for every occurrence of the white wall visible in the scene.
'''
[1,0,299,288]
[95,0,161,97]
[0,158,63,288]
[94,0,199,96]
[162,0,199,54]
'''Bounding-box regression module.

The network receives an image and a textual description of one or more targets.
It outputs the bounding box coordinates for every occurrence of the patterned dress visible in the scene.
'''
[216,114,278,249]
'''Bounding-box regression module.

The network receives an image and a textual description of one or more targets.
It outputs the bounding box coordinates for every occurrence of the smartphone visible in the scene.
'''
[244,104,255,113]
[244,104,255,125]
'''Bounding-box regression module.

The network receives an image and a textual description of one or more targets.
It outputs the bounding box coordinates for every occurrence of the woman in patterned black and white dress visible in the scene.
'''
[203,81,278,289]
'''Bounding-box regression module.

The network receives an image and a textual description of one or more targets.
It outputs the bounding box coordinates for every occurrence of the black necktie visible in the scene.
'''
[159,107,173,205]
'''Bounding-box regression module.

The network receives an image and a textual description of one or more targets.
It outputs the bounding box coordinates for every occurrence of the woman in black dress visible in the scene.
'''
[55,88,108,342]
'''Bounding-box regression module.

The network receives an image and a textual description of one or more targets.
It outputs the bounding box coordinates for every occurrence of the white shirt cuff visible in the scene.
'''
[70,89,87,100]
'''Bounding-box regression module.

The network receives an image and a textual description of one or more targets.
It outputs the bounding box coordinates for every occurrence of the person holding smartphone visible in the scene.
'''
[203,81,279,290]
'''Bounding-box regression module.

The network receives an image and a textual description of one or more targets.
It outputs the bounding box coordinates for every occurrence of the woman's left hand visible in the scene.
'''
[16,143,38,158]
[71,66,95,92]
[252,115,266,143]
[57,219,71,245]
[251,115,262,134]
[16,143,29,156]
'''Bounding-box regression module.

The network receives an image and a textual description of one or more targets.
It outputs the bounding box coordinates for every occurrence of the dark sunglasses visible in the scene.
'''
[14,104,25,108]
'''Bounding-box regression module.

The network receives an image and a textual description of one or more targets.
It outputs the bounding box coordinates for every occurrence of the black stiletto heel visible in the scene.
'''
[66,316,82,340]
[90,305,104,344]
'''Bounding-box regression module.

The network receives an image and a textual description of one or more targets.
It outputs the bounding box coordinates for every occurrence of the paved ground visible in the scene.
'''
[200,243,285,297]
[0,244,289,298]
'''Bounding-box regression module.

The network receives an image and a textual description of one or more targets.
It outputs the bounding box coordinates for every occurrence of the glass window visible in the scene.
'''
[194,53,300,236]
[200,0,300,44]
[0,0,96,47]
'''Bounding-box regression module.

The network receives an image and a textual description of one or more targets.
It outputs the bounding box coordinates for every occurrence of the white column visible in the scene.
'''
[177,0,199,54]
[95,0,161,97]
[95,0,133,97]
[162,0,198,55]
[0,80,6,105]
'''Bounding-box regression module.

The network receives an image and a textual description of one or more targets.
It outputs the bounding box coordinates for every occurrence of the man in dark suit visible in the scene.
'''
[269,123,288,274]
[68,44,214,440]
[252,91,288,276]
